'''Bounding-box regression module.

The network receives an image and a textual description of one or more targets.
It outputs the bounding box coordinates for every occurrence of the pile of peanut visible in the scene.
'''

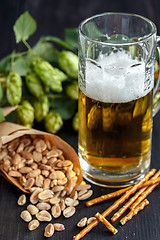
[0,134,93,237]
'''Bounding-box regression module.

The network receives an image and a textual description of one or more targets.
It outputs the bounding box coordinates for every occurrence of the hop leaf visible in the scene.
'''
[13,11,37,43]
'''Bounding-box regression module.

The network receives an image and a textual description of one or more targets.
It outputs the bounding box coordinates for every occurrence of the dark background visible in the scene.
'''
[0,1,160,240]
[0,0,160,59]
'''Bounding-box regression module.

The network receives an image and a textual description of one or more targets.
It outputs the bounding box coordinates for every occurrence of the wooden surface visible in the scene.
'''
[0,112,160,240]
[0,1,160,239]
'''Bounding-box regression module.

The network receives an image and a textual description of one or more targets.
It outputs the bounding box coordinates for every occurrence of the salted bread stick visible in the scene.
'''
[86,172,160,208]
[73,169,156,240]
[95,212,118,234]
[120,199,149,225]
[111,169,160,222]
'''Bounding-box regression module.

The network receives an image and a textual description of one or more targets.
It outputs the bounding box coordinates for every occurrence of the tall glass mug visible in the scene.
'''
[78,13,160,187]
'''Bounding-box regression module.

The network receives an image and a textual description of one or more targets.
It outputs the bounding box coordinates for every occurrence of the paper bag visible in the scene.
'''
[0,122,83,194]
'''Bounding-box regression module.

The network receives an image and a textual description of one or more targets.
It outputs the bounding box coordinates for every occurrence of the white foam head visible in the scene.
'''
[82,51,154,103]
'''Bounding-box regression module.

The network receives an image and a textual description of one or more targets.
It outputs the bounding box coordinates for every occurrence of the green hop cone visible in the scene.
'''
[45,111,63,134]
[25,72,44,98]
[59,50,78,79]
[33,95,49,122]
[6,72,22,106]
[155,60,159,73]
[65,80,78,100]
[17,100,34,128]
[72,112,79,131]
[31,58,41,69]
[34,60,67,92]
[153,92,160,108]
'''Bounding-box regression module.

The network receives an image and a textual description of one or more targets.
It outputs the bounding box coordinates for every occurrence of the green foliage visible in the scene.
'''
[41,35,72,49]
[33,38,60,63]
[13,57,29,76]
[0,108,5,122]
[13,11,37,43]
[65,28,78,50]
[0,54,12,73]
[53,97,77,120]
[0,83,3,102]
[0,11,79,133]
[65,80,78,100]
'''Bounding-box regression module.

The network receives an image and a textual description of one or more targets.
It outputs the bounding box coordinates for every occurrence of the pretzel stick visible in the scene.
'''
[86,173,160,207]
[95,212,118,235]
[141,177,160,187]
[130,185,159,210]
[73,169,156,240]
[120,199,149,225]
[130,169,160,210]
[86,186,131,207]
[86,170,159,207]
[111,169,160,222]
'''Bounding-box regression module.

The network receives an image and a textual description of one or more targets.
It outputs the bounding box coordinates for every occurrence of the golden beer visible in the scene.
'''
[78,12,158,186]
[79,88,153,172]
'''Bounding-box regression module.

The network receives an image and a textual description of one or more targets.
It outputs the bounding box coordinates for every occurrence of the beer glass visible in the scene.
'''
[78,13,160,187]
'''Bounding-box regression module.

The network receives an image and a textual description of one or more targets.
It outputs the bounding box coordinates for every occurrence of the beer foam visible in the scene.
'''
[83,51,153,103]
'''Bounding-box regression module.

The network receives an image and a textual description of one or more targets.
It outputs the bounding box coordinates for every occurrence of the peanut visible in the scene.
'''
[87,217,96,225]
[63,206,76,218]
[33,151,42,162]
[28,219,40,231]
[65,198,79,207]
[8,170,22,177]
[59,199,66,211]
[51,204,61,218]
[24,178,35,190]
[36,202,51,211]
[44,223,54,238]
[35,175,44,188]
[41,170,49,178]
[76,184,91,191]
[17,194,26,206]
[20,210,32,222]
[52,185,64,192]
[27,204,39,215]
[35,139,46,153]
[12,153,21,165]
[36,210,52,222]
[30,188,43,204]
[43,179,51,190]
[38,190,54,200]
[47,150,59,159]
[19,166,32,174]
[26,169,41,178]
[49,197,60,205]
[16,143,24,153]
[49,171,65,180]
[21,151,33,160]
[78,190,93,200]
[53,223,65,231]
[77,217,87,227]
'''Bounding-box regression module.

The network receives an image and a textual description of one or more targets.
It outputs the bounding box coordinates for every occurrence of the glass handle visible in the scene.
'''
[153,36,160,117]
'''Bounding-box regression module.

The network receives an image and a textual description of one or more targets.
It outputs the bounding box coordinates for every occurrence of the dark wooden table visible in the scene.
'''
[0,112,160,240]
